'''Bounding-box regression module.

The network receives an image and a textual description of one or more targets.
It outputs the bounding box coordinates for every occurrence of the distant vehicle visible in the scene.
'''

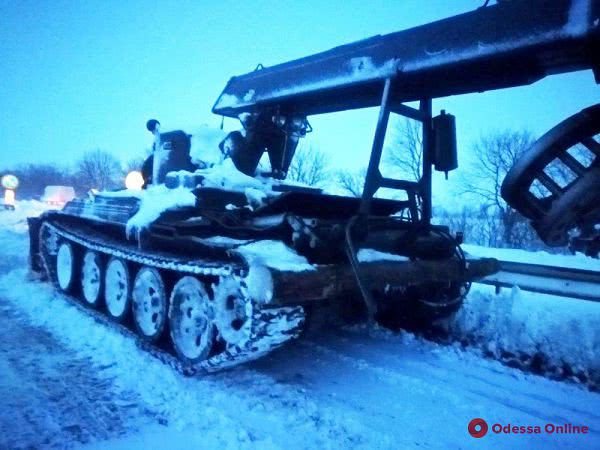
[41,186,76,206]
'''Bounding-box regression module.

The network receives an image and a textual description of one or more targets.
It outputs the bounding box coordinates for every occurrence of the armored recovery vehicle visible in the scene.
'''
[28,0,600,372]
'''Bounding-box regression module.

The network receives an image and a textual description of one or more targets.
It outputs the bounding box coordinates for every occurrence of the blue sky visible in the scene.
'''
[0,0,598,188]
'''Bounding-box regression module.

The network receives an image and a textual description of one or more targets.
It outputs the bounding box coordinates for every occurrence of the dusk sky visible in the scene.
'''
[1,0,598,193]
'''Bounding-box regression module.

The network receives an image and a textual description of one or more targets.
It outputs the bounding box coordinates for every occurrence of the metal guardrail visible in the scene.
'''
[477,260,600,302]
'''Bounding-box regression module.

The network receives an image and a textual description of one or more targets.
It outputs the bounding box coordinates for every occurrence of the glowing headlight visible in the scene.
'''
[125,171,145,190]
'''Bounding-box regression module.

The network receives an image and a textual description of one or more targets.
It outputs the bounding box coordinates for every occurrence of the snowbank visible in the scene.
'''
[462,244,600,271]
[442,284,600,384]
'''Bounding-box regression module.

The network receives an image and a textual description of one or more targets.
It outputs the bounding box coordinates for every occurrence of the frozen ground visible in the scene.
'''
[0,202,598,449]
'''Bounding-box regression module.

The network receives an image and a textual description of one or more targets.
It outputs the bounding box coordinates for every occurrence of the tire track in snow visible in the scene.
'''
[0,298,151,449]
[331,327,599,418]
[301,330,600,430]
[248,332,600,449]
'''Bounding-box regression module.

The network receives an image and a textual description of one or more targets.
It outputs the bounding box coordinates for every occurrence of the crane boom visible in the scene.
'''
[213,0,599,118]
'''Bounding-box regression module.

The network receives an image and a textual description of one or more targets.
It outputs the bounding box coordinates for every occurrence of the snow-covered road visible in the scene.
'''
[250,329,600,449]
[0,296,153,449]
[0,209,598,449]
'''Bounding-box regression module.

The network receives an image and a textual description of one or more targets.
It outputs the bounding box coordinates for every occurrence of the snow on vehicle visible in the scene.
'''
[40,185,76,206]
[28,0,599,372]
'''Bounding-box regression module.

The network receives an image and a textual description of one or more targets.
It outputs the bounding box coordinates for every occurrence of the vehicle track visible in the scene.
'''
[37,220,304,373]
[248,331,600,449]
[7,227,599,389]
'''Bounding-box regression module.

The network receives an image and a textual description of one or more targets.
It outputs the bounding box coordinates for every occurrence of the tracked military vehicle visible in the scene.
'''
[28,0,600,372]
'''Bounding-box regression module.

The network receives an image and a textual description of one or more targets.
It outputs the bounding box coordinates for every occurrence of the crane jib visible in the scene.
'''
[212,0,600,118]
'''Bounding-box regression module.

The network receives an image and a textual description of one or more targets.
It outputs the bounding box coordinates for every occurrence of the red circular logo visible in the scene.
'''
[468,418,488,438]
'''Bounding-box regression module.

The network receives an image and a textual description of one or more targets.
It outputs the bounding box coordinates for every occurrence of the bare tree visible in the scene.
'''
[287,144,330,186]
[460,130,536,247]
[386,119,423,181]
[330,120,423,200]
[76,149,122,191]
[335,168,366,197]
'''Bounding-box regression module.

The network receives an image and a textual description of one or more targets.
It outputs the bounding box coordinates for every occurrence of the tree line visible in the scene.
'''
[1,150,144,198]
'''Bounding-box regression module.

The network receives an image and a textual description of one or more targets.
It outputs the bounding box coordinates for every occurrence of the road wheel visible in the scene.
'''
[56,241,76,292]
[81,251,104,308]
[104,257,131,322]
[132,267,168,342]
[169,276,215,363]
[213,276,252,347]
